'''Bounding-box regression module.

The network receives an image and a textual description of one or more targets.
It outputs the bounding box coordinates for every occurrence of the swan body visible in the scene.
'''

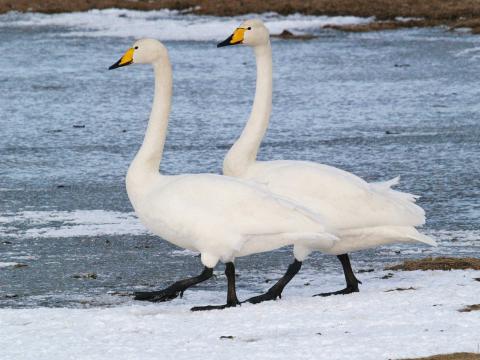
[128,172,338,267]
[233,160,435,256]
[111,39,338,272]
[219,20,436,263]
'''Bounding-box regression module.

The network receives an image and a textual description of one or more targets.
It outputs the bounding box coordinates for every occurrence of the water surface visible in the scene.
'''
[0,11,479,307]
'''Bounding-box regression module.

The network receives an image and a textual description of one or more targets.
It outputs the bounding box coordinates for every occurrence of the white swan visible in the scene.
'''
[217,20,436,303]
[108,38,339,310]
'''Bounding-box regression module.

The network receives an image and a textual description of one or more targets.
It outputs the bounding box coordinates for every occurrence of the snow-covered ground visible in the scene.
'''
[0,210,147,238]
[0,262,22,268]
[1,269,479,360]
[0,9,373,40]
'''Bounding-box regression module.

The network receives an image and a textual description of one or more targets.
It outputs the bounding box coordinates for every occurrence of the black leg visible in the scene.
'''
[191,262,240,311]
[134,266,213,302]
[314,253,361,297]
[244,259,302,304]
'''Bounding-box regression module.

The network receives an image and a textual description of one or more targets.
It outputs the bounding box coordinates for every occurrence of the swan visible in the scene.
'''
[217,20,436,303]
[108,38,339,310]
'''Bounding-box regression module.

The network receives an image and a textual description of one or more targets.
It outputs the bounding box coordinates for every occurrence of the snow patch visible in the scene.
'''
[0,210,148,238]
[0,9,374,40]
[0,262,21,268]
[171,249,199,257]
[454,46,480,59]
[0,270,479,360]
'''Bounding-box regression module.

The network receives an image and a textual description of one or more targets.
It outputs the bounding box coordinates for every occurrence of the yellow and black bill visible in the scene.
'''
[217,28,246,48]
[109,48,134,70]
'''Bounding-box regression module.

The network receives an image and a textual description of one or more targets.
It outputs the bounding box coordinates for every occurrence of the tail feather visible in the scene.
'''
[377,176,401,189]
[370,176,425,227]
[336,226,437,253]
[409,232,437,247]
[373,176,419,202]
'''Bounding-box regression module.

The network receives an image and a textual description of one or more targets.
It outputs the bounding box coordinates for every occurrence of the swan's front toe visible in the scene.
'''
[191,301,240,312]
[313,286,359,297]
[134,290,180,302]
[243,290,282,304]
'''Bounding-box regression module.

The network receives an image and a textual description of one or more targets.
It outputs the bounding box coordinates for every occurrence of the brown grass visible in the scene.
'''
[324,19,441,32]
[2,0,480,33]
[0,0,480,19]
[386,257,480,271]
[450,18,480,33]
[401,353,480,360]
[458,304,480,313]
[271,30,318,40]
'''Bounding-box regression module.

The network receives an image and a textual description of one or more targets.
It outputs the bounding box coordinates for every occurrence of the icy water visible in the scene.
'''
[0,10,479,308]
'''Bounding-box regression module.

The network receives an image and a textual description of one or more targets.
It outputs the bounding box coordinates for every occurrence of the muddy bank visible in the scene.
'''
[2,0,480,33]
[402,353,480,360]
[386,257,480,271]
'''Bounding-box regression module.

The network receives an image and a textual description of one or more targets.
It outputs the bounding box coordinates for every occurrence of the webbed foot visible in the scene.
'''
[243,289,282,304]
[313,285,359,297]
[191,300,240,312]
[134,289,182,302]
[133,266,213,302]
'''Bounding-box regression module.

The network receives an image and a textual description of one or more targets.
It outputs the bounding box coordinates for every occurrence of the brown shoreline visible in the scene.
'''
[385,257,480,271]
[402,353,480,360]
[2,0,480,33]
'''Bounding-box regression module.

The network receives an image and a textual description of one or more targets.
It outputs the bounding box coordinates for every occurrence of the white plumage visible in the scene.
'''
[220,19,436,264]
[240,160,435,258]
[112,39,337,271]
[131,172,339,268]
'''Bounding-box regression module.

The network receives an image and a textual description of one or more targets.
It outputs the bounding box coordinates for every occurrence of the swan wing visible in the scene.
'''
[246,160,426,230]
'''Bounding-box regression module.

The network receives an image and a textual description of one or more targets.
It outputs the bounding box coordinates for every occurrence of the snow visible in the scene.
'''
[1,270,479,360]
[0,210,148,238]
[0,262,21,268]
[0,9,374,40]
[171,249,200,257]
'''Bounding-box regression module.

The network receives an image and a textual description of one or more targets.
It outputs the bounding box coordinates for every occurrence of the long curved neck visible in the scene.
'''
[129,57,172,180]
[223,42,272,177]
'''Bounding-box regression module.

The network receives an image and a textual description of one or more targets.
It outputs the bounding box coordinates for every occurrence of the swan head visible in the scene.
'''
[109,39,168,70]
[217,19,270,48]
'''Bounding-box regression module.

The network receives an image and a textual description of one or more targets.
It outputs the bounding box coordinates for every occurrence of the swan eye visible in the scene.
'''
[247,27,252,30]
[134,46,139,50]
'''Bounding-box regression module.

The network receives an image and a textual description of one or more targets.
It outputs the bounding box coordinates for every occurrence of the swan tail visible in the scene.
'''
[336,226,437,253]
[371,176,426,226]
[372,176,420,203]
[393,226,437,247]
[408,231,437,247]
[378,176,401,189]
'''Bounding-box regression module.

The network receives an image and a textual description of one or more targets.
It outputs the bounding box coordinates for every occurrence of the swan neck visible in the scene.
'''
[133,58,172,175]
[224,43,272,176]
